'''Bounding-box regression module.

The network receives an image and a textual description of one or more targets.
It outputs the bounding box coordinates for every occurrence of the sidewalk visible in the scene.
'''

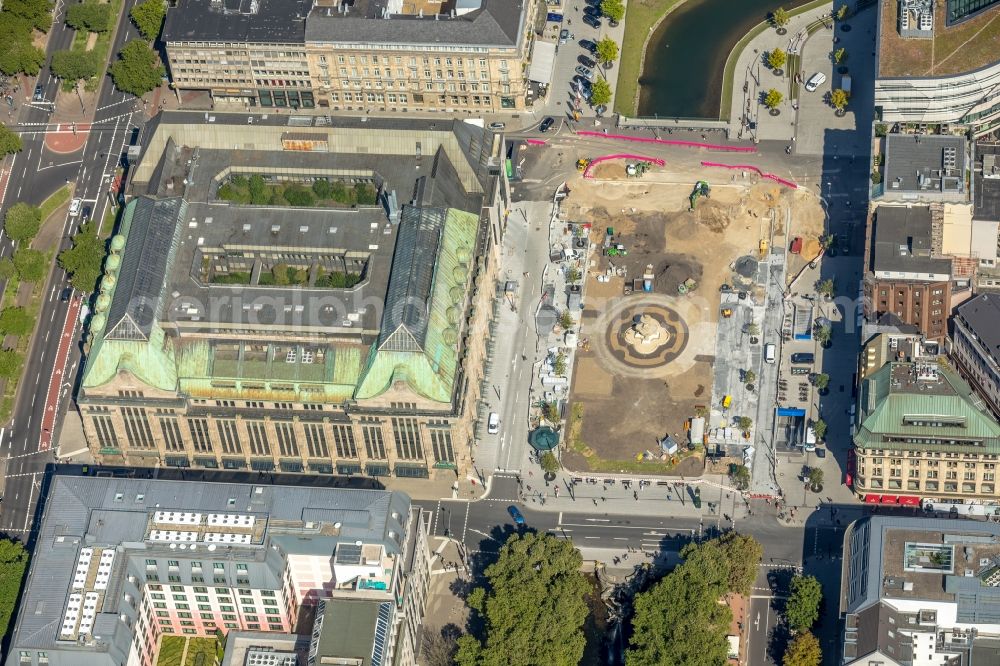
[726,2,834,142]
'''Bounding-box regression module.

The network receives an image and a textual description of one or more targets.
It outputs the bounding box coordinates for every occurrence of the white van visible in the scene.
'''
[69,198,82,216]
[487,412,500,434]
[804,425,817,452]
[764,343,776,364]
[805,72,827,92]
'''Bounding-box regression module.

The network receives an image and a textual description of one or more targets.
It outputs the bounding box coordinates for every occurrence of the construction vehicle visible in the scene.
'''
[721,307,733,318]
[759,238,769,257]
[677,277,698,294]
[576,158,591,171]
[626,161,653,177]
[689,180,711,210]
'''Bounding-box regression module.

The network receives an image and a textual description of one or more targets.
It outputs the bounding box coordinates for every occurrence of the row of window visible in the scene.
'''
[92,413,455,463]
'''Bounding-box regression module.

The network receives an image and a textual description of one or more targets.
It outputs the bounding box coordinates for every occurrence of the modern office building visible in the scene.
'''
[841,516,1000,665]
[161,0,537,113]
[852,360,1000,507]
[863,205,953,343]
[75,114,507,482]
[874,0,1000,134]
[3,476,432,666]
[879,134,967,202]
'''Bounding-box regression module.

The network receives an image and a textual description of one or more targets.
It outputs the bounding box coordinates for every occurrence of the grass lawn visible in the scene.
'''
[38,186,71,222]
[614,0,686,115]
[156,636,185,666]
[183,637,219,666]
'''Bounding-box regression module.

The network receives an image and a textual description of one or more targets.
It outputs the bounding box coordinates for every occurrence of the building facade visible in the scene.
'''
[863,206,953,343]
[952,293,1000,419]
[874,0,1000,134]
[853,361,1000,507]
[75,117,507,483]
[4,476,431,666]
[161,0,537,113]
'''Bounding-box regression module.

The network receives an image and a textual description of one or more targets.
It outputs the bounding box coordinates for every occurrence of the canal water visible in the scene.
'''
[636,0,806,118]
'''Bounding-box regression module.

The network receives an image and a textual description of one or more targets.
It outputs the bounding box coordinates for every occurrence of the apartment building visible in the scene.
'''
[841,516,1000,665]
[874,0,1000,134]
[4,476,432,666]
[853,361,1000,508]
[161,0,536,113]
[863,205,953,342]
[75,115,507,482]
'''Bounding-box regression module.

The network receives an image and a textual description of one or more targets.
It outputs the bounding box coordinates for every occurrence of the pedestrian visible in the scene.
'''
[593,499,598,506]
[633,491,638,500]
[601,496,606,502]
[623,553,629,561]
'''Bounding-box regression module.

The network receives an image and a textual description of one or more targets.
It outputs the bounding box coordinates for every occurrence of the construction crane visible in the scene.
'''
[689,180,711,210]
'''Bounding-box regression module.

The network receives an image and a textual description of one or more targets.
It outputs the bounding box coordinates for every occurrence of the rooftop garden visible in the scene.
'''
[209,263,362,289]
[217,174,378,208]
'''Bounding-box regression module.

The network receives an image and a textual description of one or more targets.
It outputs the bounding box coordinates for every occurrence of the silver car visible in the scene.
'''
[574,65,594,81]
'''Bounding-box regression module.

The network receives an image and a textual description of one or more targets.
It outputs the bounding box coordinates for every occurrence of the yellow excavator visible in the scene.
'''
[576,158,592,171]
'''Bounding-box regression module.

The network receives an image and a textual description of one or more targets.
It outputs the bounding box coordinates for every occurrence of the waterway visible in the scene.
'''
[636,0,806,118]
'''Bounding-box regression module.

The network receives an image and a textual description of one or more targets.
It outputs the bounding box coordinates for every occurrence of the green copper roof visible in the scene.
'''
[82,203,478,405]
[855,362,1000,453]
[356,207,477,402]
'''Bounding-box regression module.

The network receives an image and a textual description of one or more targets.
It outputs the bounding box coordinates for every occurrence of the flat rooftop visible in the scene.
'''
[974,142,1000,221]
[884,134,966,195]
[877,0,1000,78]
[870,205,952,275]
[957,293,1000,359]
[888,362,959,396]
[162,0,311,44]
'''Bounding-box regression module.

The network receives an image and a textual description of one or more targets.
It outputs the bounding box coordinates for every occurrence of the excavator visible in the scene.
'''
[689,180,711,210]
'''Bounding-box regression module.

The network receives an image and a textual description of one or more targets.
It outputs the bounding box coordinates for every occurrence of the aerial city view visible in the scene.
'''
[1,0,1000,663]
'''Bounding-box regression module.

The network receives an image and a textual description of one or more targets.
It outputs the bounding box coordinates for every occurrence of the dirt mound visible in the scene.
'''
[693,200,731,233]
[591,162,627,180]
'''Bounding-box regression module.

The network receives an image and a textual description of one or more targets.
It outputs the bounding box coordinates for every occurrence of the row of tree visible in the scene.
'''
[108,0,166,96]
[0,0,50,77]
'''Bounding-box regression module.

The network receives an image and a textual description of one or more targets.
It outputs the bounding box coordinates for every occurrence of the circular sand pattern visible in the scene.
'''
[604,301,688,372]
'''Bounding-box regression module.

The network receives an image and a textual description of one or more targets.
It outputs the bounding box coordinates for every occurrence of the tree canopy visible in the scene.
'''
[764,88,783,109]
[0,306,34,336]
[784,631,822,666]
[768,48,786,70]
[58,220,106,292]
[590,78,611,107]
[831,88,849,110]
[3,0,53,32]
[109,40,164,96]
[130,0,166,41]
[786,574,823,633]
[13,247,45,282]
[600,0,624,23]
[66,2,112,32]
[3,202,40,243]
[0,11,46,76]
[772,6,790,27]
[0,537,28,638]
[627,534,763,666]
[595,37,619,66]
[50,49,100,83]
[456,532,589,666]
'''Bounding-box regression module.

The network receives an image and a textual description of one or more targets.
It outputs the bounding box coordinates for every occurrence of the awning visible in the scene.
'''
[864,494,881,503]
[845,473,853,488]
[899,496,921,506]
[528,40,557,85]
[881,495,899,505]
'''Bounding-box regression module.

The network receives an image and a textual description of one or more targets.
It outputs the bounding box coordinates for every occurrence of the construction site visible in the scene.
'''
[556,166,826,474]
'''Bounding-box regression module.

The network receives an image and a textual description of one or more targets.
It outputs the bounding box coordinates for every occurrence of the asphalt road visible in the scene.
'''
[0,0,144,539]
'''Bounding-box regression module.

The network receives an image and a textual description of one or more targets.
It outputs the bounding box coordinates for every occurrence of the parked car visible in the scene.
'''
[578,55,596,68]
[579,39,598,53]
[804,72,827,92]
[791,352,815,364]
[583,5,601,16]
[539,117,555,132]
[573,74,592,89]
[582,14,602,28]
[487,122,505,131]
[559,28,573,44]
[487,412,500,434]
[33,85,43,101]
[508,505,526,525]
[575,65,594,81]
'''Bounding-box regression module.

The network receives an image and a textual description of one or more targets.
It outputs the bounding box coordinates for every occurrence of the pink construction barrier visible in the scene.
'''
[700,161,798,189]
[525,138,548,145]
[578,131,756,153]
[583,154,666,179]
